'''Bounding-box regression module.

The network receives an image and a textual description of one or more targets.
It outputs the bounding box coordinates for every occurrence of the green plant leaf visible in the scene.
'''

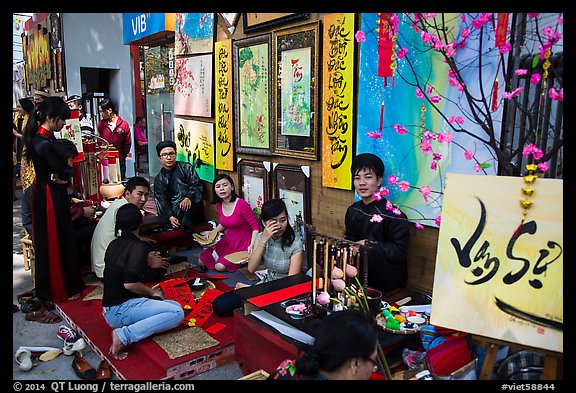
[479,162,492,169]
[532,54,541,69]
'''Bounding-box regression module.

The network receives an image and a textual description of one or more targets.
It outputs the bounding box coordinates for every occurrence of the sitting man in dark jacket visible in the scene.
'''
[153,140,205,233]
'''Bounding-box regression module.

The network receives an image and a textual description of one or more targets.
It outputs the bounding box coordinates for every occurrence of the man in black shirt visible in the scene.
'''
[344,153,410,294]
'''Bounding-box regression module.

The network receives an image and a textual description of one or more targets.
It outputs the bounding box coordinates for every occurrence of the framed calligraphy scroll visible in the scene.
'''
[174,118,216,183]
[272,21,320,160]
[214,39,234,171]
[321,13,355,190]
[432,173,563,353]
[174,54,213,117]
[233,34,273,156]
[238,160,270,220]
[243,13,309,34]
[273,164,311,268]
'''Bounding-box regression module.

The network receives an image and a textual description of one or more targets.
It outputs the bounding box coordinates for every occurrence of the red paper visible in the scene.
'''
[248,281,312,308]
[183,288,222,327]
[160,280,196,309]
[204,322,227,335]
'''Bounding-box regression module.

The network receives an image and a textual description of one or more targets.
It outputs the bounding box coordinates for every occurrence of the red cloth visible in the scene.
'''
[425,336,472,376]
[247,281,312,308]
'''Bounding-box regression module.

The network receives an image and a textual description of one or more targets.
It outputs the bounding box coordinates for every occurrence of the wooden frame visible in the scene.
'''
[272,21,320,160]
[243,13,309,34]
[233,34,273,156]
[238,160,271,220]
[273,164,312,269]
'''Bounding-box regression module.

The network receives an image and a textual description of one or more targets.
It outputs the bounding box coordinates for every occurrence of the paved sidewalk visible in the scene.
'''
[12,174,245,381]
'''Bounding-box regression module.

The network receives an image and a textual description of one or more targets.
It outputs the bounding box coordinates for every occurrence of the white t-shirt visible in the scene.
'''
[90,198,128,278]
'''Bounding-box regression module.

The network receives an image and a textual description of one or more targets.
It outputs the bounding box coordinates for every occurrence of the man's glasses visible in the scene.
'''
[160,152,176,158]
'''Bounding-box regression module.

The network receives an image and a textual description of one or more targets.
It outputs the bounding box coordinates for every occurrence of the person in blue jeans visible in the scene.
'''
[102,203,184,360]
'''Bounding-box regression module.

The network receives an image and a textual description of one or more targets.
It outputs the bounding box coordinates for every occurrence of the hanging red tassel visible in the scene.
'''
[379,102,385,133]
[491,77,499,111]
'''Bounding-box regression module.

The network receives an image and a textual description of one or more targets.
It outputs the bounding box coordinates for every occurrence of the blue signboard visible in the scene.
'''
[122,13,167,44]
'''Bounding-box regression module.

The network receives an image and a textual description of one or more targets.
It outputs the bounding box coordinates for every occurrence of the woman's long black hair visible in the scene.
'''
[23,96,71,161]
[260,198,295,250]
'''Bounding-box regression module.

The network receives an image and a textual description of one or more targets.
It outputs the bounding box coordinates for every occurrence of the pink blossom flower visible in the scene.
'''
[345,265,358,278]
[355,30,366,43]
[430,95,442,103]
[388,174,398,185]
[386,200,394,211]
[530,73,541,85]
[378,187,390,197]
[528,13,540,18]
[394,124,408,135]
[444,42,456,57]
[464,150,474,160]
[398,180,410,192]
[415,223,424,230]
[442,133,454,142]
[370,214,383,223]
[393,208,402,216]
[523,144,544,160]
[420,185,431,203]
[433,153,443,161]
[499,43,512,54]
[548,87,563,101]
[397,47,408,59]
[430,161,437,170]
[416,87,424,99]
[502,87,522,100]
[426,85,434,95]
[331,278,346,292]
[515,69,528,76]
[538,162,549,172]
[317,291,330,305]
[435,215,442,226]
[366,131,383,139]
[474,163,482,172]
[420,140,433,154]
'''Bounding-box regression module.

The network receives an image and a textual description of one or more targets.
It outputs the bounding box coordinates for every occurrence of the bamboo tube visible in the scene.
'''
[323,241,329,292]
[312,239,317,304]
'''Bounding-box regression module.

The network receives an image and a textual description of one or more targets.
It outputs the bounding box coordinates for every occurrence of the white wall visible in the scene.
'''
[62,13,135,177]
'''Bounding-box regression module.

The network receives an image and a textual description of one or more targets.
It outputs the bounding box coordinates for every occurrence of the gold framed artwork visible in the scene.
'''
[272,164,312,269]
[243,13,309,34]
[238,159,271,220]
[233,34,273,156]
[272,21,320,160]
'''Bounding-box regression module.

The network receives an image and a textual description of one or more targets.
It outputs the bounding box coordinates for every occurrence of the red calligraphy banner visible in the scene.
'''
[160,279,196,309]
[377,13,394,78]
[495,13,509,47]
[183,288,223,327]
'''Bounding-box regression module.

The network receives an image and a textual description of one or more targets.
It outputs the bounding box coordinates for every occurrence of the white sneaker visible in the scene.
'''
[57,325,87,355]
[15,348,33,372]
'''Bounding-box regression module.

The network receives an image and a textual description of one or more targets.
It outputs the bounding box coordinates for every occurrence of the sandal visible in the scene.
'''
[18,296,41,313]
[25,309,62,324]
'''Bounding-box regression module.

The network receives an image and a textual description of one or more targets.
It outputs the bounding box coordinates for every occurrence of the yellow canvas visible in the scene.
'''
[431,173,563,353]
[214,39,234,171]
[321,13,355,190]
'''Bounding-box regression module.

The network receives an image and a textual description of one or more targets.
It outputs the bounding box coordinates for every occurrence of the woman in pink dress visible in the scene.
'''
[198,174,260,272]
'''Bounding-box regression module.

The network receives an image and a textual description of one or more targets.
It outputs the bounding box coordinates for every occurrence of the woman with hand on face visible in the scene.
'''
[244,198,304,283]
[198,174,260,273]
[210,198,304,317]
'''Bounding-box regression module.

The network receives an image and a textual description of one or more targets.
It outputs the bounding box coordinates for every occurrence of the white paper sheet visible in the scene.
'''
[251,310,314,345]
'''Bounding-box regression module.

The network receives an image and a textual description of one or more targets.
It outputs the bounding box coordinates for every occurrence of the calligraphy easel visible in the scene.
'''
[470,335,563,380]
